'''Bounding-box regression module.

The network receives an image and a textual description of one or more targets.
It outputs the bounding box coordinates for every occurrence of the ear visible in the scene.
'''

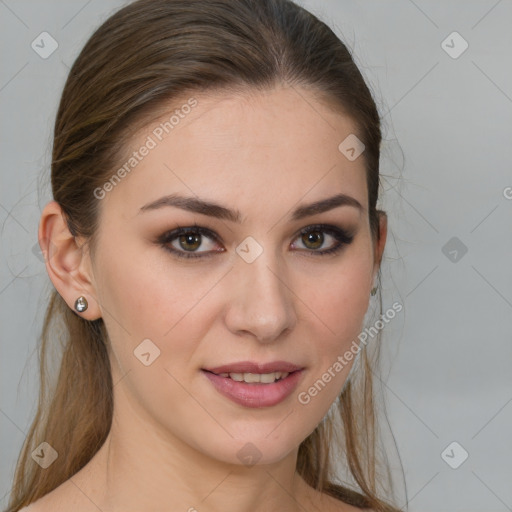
[372,210,387,281]
[38,200,101,320]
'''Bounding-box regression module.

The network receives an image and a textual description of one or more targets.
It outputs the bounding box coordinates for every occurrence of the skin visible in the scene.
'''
[35,84,386,512]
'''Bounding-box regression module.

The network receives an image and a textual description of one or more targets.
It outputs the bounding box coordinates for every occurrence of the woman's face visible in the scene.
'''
[85,85,383,466]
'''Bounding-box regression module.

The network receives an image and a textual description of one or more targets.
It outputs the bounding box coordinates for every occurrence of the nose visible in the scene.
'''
[224,249,297,343]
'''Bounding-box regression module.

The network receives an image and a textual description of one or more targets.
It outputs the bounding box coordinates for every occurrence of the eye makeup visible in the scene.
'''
[155,222,356,260]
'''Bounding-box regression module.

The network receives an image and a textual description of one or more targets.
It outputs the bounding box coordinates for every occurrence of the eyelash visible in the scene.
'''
[157,223,355,260]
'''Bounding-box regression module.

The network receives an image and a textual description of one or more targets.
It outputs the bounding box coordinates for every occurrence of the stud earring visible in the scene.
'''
[74,296,88,313]
[370,286,378,296]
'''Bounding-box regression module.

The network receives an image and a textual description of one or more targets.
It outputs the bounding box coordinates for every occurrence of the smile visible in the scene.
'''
[201,366,304,408]
[216,371,289,383]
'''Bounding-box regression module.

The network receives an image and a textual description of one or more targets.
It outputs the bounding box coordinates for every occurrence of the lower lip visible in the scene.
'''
[202,370,303,408]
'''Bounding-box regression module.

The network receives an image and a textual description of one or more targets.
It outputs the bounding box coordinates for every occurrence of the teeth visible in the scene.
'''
[221,371,290,383]
[260,372,283,383]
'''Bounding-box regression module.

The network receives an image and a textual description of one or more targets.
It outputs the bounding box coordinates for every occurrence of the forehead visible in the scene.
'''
[101,85,368,219]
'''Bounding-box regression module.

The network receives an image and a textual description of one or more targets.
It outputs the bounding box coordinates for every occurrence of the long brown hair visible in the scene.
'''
[6,1,403,510]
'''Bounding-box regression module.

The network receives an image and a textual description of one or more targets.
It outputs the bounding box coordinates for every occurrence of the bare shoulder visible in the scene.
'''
[15,478,97,512]
[17,504,42,511]
[15,491,57,512]
[15,496,55,512]
[16,496,80,512]
[16,505,41,512]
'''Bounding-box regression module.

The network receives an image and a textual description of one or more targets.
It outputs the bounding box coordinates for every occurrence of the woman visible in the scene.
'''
[6,0,403,510]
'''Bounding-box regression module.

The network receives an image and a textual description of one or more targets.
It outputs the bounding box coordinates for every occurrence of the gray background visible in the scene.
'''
[1,1,511,511]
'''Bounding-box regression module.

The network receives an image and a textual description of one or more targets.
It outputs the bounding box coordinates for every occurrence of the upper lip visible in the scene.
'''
[203,361,303,374]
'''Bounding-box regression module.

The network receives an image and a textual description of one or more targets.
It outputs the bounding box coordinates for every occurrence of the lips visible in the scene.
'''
[203,361,303,374]
[201,361,304,408]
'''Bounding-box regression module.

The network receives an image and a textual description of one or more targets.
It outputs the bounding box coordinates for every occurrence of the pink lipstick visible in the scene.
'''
[202,361,304,408]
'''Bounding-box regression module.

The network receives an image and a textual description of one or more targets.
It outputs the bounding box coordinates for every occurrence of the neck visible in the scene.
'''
[69,388,318,512]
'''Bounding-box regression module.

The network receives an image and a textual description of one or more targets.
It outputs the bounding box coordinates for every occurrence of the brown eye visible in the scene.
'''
[292,224,355,256]
[301,231,324,250]
[178,233,202,251]
[158,226,222,260]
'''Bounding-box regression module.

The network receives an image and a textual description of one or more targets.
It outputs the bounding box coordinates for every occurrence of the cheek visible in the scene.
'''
[92,240,204,377]
[95,236,208,335]
[296,250,372,399]
[307,252,372,341]
[93,249,209,421]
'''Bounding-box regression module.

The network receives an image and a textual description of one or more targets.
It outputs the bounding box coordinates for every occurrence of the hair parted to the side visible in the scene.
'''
[6,1,403,511]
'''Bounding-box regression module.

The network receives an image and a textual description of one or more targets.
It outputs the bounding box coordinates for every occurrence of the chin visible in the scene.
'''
[215,424,316,467]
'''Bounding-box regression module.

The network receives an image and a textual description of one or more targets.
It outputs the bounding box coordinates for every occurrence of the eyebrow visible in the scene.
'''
[138,192,364,222]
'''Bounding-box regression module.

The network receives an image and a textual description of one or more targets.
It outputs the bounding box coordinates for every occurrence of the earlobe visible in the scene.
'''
[38,200,101,320]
